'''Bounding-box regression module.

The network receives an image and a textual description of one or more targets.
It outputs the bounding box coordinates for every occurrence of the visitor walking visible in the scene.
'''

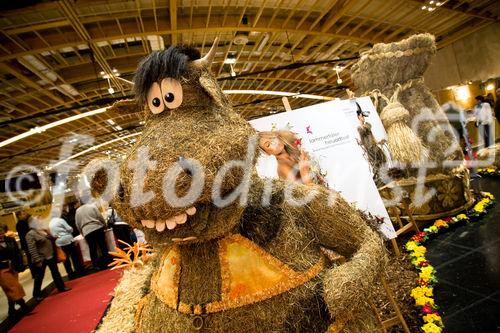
[15,211,35,278]
[0,224,29,319]
[26,217,70,301]
[473,95,493,148]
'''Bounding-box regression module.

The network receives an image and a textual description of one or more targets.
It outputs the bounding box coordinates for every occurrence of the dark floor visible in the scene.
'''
[426,178,500,333]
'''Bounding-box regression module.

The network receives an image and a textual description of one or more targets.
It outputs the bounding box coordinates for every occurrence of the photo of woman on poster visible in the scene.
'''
[258,130,327,186]
[356,103,387,186]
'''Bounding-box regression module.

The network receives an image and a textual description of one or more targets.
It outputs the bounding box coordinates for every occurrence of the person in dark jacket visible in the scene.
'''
[107,207,134,250]
[485,93,495,108]
[26,217,70,301]
[62,201,80,237]
[495,88,500,121]
[0,224,29,318]
[15,211,35,278]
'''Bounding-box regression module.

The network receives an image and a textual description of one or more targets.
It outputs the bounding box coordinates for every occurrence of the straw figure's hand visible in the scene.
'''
[300,187,386,326]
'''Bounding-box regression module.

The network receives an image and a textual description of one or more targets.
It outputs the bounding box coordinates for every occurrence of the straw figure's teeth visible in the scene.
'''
[141,220,155,229]
[155,220,166,232]
[186,207,196,216]
[141,209,194,232]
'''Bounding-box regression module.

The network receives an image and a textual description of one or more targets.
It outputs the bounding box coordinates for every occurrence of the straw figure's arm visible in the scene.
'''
[302,187,385,323]
[95,259,156,333]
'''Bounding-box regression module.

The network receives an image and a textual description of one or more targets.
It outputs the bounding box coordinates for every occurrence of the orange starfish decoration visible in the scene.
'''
[108,240,154,270]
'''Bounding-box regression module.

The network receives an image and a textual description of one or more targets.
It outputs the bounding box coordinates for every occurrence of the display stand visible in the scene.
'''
[387,194,420,256]
[377,275,411,333]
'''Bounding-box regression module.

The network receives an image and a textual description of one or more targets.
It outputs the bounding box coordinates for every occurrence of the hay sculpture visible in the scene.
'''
[94,41,385,332]
[477,144,500,169]
[351,33,463,168]
[352,34,472,220]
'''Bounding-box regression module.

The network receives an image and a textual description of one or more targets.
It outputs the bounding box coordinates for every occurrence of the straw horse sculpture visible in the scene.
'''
[95,41,384,333]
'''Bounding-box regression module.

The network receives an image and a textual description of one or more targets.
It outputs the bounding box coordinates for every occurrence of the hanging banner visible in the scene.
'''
[250,97,397,239]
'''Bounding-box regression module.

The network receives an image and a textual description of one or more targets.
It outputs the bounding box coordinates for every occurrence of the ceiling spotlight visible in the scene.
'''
[229,64,236,77]
[333,65,345,72]
[428,7,434,11]
[436,2,442,6]
[429,0,434,4]
[422,5,427,9]
[108,87,115,94]
[112,68,118,73]
[334,66,343,85]
[224,55,237,64]
[486,83,495,91]
[100,71,105,75]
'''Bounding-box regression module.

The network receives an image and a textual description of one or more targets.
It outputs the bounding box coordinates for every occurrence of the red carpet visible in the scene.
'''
[10,269,122,333]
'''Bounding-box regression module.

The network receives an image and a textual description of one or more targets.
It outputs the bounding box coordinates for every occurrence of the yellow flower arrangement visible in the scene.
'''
[411,286,434,306]
[422,322,442,333]
[428,225,439,233]
[412,286,433,297]
[478,168,500,177]
[419,272,432,282]
[423,313,443,325]
[411,245,427,258]
[415,296,435,307]
[404,192,494,333]
[405,241,418,251]
[433,220,448,228]
[413,257,426,265]
[483,192,494,200]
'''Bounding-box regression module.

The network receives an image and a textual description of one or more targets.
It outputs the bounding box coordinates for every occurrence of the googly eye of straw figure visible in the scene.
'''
[94,40,385,333]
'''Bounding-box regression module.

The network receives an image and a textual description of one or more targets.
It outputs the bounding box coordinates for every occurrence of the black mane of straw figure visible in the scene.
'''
[94,40,385,332]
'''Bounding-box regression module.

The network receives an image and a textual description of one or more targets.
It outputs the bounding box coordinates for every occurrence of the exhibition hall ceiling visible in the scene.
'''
[0,0,498,177]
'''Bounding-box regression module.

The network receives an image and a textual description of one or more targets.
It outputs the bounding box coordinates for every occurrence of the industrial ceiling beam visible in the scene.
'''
[170,0,178,44]
[57,0,125,94]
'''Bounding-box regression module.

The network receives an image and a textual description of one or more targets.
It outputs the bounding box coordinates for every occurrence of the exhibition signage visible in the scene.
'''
[250,97,397,239]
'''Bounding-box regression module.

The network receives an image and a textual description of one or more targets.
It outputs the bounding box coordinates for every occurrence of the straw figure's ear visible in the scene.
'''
[107,99,143,115]
[193,38,230,109]
[80,158,120,203]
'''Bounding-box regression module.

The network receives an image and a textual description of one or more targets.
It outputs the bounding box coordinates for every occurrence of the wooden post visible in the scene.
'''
[369,300,387,333]
[401,195,420,233]
[380,275,411,333]
[390,238,401,256]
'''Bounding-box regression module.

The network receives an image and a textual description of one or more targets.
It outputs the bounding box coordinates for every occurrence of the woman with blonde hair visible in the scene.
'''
[258,130,326,186]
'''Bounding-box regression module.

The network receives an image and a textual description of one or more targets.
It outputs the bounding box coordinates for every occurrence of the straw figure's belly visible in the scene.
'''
[134,234,331,332]
[134,276,331,332]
